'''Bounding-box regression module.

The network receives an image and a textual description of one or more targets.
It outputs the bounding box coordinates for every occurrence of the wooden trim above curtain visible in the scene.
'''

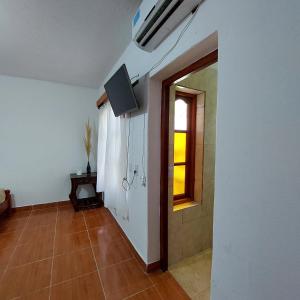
[96,92,108,108]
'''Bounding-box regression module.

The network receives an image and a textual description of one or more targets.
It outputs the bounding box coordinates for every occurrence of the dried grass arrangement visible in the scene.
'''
[84,120,92,159]
[84,120,92,174]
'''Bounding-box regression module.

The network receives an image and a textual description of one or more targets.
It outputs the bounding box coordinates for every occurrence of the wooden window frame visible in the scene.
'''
[173,91,197,204]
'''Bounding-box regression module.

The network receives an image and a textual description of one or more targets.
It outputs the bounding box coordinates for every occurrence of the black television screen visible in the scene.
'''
[104,64,139,117]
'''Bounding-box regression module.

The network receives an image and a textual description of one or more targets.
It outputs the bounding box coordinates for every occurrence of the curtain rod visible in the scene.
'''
[96,92,108,109]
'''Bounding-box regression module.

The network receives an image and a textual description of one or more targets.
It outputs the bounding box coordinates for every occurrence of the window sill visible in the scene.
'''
[173,200,200,212]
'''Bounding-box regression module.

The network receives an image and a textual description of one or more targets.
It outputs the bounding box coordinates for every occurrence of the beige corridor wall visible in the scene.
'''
[168,65,217,265]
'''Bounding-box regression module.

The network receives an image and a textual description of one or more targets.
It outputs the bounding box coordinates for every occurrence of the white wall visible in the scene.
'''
[99,0,300,298]
[103,75,150,262]
[0,76,98,207]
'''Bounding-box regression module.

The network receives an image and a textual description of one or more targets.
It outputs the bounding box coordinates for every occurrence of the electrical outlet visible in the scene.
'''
[141,176,146,187]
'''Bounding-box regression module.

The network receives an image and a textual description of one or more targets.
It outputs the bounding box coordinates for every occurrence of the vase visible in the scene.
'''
[86,161,91,174]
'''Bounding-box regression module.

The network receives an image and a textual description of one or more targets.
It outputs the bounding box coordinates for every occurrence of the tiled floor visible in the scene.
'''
[0,203,190,300]
[169,249,212,300]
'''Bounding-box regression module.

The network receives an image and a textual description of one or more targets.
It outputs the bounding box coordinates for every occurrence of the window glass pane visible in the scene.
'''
[174,99,187,130]
[174,132,186,163]
[173,165,186,195]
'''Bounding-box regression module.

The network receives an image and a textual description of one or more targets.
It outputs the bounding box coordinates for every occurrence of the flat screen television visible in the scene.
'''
[104,64,139,117]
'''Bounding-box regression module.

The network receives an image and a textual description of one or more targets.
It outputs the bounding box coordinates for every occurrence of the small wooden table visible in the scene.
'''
[0,190,11,218]
[69,172,103,211]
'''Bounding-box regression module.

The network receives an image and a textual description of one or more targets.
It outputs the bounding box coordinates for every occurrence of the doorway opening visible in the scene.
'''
[160,50,218,298]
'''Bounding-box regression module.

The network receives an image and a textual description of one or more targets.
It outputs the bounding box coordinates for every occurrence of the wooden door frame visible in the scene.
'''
[160,50,218,271]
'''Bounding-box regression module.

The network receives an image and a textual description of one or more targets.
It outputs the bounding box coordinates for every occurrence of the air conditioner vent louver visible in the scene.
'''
[141,0,184,47]
[136,0,174,44]
[144,5,156,22]
[132,0,204,52]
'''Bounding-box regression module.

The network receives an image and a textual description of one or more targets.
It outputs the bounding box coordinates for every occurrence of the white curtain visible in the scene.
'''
[97,103,129,219]
[96,104,108,191]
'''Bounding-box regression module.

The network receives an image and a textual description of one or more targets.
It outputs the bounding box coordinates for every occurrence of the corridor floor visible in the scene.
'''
[0,203,190,299]
[169,249,212,300]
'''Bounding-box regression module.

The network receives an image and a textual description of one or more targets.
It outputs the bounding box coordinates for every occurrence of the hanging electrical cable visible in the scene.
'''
[149,4,200,73]
[122,113,138,191]
[120,5,201,191]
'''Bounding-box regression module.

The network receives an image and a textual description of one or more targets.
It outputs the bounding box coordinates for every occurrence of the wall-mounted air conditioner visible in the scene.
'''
[132,0,204,52]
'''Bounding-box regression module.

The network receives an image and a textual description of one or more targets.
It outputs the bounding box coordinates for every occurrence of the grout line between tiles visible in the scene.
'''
[153,285,165,300]
[0,209,33,282]
[53,245,91,257]
[122,285,156,300]
[11,270,100,299]
[48,206,59,300]
[123,256,163,299]
[6,256,53,270]
[50,270,97,288]
[55,228,88,235]
[96,257,134,270]
[83,210,107,300]
[130,254,152,276]
[91,216,156,300]
[12,286,50,300]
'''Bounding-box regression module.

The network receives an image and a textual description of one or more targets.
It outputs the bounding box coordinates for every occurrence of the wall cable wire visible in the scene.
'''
[149,4,200,73]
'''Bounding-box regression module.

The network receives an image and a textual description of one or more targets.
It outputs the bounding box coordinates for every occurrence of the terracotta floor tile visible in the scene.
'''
[0,258,51,299]
[32,203,58,210]
[0,218,27,233]
[82,207,110,218]
[57,207,83,220]
[27,210,57,227]
[0,211,30,233]
[58,205,76,212]
[6,210,31,220]
[0,265,5,279]
[56,217,86,234]
[93,236,133,268]
[88,223,121,246]
[82,209,98,217]
[0,246,14,267]
[54,230,90,255]
[57,200,72,207]
[97,209,114,223]
[100,258,152,300]
[18,224,55,245]
[12,206,33,212]
[85,211,113,229]
[52,248,96,284]
[0,207,190,299]
[18,288,50,300]
[127,287,162,300]
[0,211,31,231]
[31,207,57,214]
[0,230,21,249]
[149,271,190,300]
[51,272,105,300]
[9,237,54,267]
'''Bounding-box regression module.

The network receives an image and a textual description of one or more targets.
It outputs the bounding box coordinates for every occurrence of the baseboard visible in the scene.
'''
[12,200,71,212]
[107,210,160,273]
[146,261,161,272]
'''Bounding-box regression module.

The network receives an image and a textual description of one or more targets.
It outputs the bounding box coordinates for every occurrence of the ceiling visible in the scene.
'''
[0,0,141,88]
